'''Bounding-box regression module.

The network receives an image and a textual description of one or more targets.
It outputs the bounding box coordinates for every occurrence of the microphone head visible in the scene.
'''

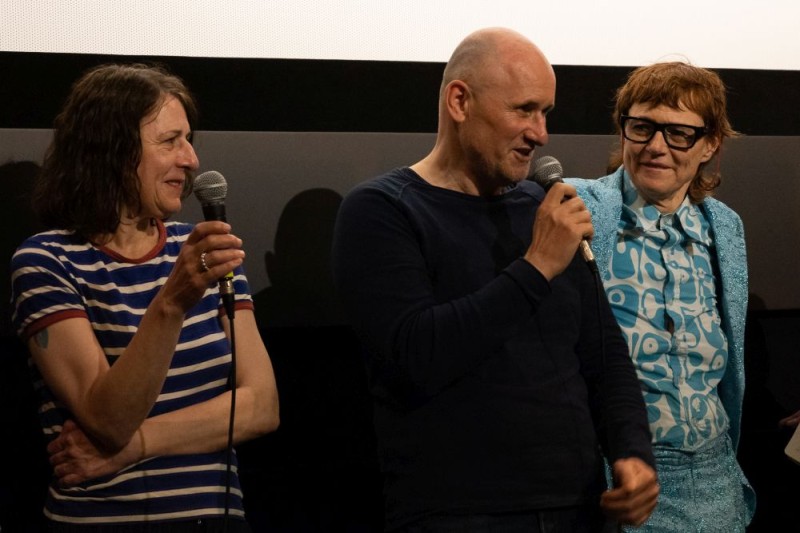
[530,156,564,191]
[193,170,228,206]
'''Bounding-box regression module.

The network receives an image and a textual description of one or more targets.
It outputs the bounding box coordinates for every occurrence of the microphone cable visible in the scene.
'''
[223,310,237,532]
[193,170,238,530]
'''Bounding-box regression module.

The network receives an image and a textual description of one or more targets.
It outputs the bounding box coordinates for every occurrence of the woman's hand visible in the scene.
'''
[48,419,143,487]
[158,220,245,315]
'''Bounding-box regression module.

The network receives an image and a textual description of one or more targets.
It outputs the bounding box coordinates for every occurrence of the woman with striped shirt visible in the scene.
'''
[10,63,279,531]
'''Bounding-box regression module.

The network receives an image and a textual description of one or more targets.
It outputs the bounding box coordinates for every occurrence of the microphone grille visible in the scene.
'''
[530,156,564,191]
[193,170,227,205]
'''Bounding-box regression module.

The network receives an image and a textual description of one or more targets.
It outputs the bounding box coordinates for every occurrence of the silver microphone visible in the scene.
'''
[530,156,597,272]
[194,170,236,318]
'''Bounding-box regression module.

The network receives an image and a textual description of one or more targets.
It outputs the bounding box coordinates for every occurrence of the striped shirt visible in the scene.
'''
[10,219,254,525]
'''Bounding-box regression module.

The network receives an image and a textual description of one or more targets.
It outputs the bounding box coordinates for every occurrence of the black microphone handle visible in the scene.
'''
[202,202,227,223]
[200,201,235,318]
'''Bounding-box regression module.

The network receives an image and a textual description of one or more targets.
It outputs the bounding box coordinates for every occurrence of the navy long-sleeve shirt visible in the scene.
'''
[332,168,653,530]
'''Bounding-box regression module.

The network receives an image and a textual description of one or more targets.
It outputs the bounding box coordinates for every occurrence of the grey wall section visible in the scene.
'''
[2,128,798,319]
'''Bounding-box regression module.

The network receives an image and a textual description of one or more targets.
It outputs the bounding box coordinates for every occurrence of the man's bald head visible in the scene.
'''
[440,27,551,100]
[414,27,555,195]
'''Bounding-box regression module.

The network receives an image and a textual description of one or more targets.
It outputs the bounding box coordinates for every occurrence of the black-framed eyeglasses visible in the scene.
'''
[620,115,708,149]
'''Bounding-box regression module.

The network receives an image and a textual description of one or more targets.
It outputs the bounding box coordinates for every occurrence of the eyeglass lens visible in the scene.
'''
[623,117,702,149]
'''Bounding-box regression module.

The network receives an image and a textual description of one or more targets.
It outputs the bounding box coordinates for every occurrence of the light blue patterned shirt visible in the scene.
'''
[604,172,729,451]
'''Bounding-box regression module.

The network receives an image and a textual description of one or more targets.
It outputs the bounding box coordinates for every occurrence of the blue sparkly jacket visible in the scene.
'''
[567,167,749,450]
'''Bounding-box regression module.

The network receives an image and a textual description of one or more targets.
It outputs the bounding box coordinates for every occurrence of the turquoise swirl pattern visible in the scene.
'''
[605,175,729,450]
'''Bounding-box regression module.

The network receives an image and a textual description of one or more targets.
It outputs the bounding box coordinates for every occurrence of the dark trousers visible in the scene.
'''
[396,505,618,533]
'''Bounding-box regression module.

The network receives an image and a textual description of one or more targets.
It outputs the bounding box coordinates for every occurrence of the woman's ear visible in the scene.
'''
[700,138,720,163]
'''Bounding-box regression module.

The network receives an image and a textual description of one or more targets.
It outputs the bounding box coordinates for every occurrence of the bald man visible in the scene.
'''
[333,28,658,532]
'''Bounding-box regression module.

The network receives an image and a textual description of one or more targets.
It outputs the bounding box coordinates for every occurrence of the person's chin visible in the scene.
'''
[632,169,668,190]
[505,163,530,183]
[159,202,182,220]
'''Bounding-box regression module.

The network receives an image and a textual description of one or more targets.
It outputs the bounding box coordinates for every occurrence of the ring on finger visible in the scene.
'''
[199,251,210,273]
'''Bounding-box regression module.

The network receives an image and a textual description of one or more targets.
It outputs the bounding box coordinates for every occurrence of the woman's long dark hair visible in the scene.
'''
[33,63,198,240]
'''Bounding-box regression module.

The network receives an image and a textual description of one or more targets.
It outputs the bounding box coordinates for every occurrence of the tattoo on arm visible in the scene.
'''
[34,329,49,349]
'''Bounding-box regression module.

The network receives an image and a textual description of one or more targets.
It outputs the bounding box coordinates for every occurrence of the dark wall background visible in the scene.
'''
[1,52,799,532]
[3,52,799,310]
[4,52,800,134]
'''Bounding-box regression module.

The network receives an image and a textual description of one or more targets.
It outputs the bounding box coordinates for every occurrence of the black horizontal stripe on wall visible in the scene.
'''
[1,52,799,135]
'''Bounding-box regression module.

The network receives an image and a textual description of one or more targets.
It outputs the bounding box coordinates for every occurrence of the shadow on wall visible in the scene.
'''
[739,293,800,533]
[0,160,50,532]
[241,187,384,531]
[1,160,47,336]
[253,187,345,328]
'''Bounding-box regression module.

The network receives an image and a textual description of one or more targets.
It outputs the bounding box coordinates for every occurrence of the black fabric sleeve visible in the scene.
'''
[576,267,656,469]
[332,185,551,403]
